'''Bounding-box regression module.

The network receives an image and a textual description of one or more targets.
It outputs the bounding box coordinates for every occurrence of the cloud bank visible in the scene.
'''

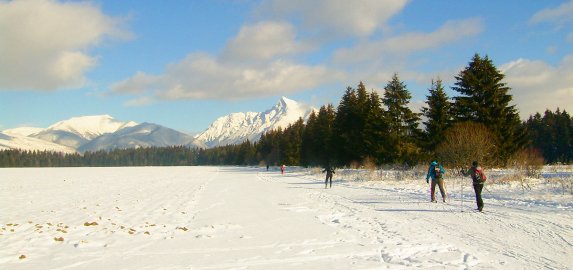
[530,0,573,43]
[111,21,344,101]
[256,0,408,37]
[0,0,130,91]
[501,55,573,118]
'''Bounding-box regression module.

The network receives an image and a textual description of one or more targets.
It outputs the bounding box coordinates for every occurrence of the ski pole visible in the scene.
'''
[457,168,464,212]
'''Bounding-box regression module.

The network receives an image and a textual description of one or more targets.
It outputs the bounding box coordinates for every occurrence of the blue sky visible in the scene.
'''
[1,0,572,133]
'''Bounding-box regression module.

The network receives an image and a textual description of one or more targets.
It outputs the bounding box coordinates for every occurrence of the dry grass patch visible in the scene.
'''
[83,222,99,226]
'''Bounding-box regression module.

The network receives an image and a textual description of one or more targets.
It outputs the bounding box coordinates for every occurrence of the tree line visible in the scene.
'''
[1,54,572,168]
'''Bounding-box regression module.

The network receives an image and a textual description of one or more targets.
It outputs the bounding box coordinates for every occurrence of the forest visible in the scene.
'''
[1,54,572,168]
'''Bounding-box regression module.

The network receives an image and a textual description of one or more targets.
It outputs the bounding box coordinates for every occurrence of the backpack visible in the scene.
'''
[474,167,487,182]
[434,165,442,178]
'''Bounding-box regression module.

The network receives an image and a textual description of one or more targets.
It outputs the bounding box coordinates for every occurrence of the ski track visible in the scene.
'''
[1,167,572,269]
[288,171,572,269]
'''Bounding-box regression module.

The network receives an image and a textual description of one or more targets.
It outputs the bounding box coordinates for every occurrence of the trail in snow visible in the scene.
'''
[1,167,571,269]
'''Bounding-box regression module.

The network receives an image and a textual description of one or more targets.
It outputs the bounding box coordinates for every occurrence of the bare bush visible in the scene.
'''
[362,156,378,171]
[552,177,573,195]
[509,148,544,178]
[435,122,497,170]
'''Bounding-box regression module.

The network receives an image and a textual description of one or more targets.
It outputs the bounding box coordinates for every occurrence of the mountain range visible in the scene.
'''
[0,97,315,153]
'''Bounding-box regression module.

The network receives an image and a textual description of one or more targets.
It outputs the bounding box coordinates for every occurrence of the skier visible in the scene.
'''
[426,161,447,202]
[461,161,487,212]
[323,165,335,189]
[280,164,285,175]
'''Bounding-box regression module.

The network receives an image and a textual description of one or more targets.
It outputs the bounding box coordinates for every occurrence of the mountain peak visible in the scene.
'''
[195,97,315,148]
[278,96,297,108]
[3,126,45,137]
[45,115,138,140]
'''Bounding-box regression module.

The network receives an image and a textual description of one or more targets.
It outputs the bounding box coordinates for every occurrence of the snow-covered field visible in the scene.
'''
[1,166,571,269]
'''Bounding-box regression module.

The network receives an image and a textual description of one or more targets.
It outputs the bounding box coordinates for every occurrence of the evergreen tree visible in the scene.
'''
[382,73,422,164]
[451,53,525,165]
[301,111,318,166]
[421,78,452,154]
[363,90,388,164]
[355,81,375,160]
[334,86,362,166]
[525,109,573,163]
[553,109,573,163]
[282,119,305,165]
[316,104,336,166]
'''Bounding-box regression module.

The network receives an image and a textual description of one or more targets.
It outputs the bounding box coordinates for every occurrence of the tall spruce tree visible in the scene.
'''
[282,119,305,165]
[525,109,573,163]
[301,111,318,166]
[363,90,388,164]
[382,73,422,164]
[355,82,371,160]
[421,78,452,154]
[316,104,337,166]
[451,54,525,165]
[334,86,362,166]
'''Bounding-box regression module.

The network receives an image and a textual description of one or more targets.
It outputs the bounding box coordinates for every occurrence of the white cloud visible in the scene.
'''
[530,0,573,26]
[111,72,161,94]
[112,19,344,101]
[329,18,483,90]
[257,0,408,37]
[334,18,484,65]
[501,55,573,118]
[125,96,155,107]
[0,0,130,91]
[112,53,344,101]
[221,21,312,63]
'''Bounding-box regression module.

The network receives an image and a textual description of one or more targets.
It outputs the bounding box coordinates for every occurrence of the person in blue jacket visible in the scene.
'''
[426,161,447,203]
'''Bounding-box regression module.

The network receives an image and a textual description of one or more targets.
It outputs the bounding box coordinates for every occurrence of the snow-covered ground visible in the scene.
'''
[1,166,571,269]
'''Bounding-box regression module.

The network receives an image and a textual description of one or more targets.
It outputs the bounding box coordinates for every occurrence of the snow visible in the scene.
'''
[1,166,571,269]
[0,132,77,153]
[195,97,315,147]
[44,115,138,140]
[2,127,45,137]
[1,98,313,152]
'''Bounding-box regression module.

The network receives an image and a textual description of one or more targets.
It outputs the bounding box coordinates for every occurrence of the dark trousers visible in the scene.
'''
[325,174,333,188]
[473,183,484,211]
[431,178,446,202]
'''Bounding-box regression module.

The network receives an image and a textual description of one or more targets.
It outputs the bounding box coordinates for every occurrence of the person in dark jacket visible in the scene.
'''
[426,161,447,202]
[461,161,487,212]
[323,166,335,189]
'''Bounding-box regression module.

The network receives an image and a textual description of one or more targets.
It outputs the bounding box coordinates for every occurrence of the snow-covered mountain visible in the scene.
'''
[0,132,77,153]
[79,123,203,152]
[30,115,137,149]
[1,97,313,152]
[194,96,315,148]
[3,127,46,137]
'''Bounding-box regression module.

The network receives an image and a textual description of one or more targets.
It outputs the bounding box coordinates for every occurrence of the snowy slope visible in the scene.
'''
[2,97,313,152]
[0,132,76,153]
[30,115,137,149]
[2,127,45,137]
[1,167,571,269]
[195,97,315,148]
[78,122,201,152]
[35,115,137,140]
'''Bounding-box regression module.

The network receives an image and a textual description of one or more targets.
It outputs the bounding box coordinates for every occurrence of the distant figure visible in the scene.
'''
[266,165,269,171]
[461,161,487,212]
[281,164,286,175]
[323,166,335,188]
[426,161,447,202]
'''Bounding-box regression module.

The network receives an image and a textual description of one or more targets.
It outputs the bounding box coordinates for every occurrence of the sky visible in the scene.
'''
[1,0,572,133]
